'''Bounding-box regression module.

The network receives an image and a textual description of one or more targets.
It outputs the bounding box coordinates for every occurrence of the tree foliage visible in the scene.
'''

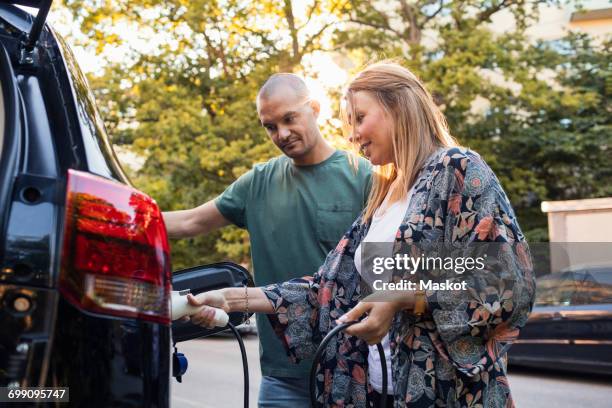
[58,0,610,268]
[336,0,610,241]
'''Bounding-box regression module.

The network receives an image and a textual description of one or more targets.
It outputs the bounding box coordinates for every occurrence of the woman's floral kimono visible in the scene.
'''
[262,147,536,407]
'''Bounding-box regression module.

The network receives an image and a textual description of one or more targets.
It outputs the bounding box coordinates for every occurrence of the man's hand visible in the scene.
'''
[185,289,230,328]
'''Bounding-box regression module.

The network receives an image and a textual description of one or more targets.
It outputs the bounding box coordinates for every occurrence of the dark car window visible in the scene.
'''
[591,268,612,285]
[535,268,612,306]
[52,30,130,184]
[536,272,575,306]
[0,76,4,156]
[572,269,612,306]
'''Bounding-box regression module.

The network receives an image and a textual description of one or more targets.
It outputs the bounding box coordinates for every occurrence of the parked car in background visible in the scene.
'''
[509,265,612,375]
[1,2,249,406]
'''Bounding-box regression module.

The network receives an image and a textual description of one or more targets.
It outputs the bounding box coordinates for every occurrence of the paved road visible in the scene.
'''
[508,366,612,408]
[172,336,262,408]
[172,336,612,408]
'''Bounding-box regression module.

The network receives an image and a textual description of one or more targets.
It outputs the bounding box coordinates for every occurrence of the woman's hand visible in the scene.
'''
[337,302,397,345]
[185,289,230,328]
[338,296,414,345]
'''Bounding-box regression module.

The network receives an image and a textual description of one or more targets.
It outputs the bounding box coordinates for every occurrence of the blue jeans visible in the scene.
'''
[258,375,311,407]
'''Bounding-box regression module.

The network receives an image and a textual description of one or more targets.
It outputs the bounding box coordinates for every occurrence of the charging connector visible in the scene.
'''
[171,289,229,326]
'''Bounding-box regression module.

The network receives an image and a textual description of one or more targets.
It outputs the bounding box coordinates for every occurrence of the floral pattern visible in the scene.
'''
[262,147,535,407]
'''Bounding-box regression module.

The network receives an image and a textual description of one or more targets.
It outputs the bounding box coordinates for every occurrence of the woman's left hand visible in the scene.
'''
[338,302,401,345]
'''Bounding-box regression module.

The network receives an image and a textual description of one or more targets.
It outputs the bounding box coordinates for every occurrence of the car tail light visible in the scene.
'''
[59,169,171,324]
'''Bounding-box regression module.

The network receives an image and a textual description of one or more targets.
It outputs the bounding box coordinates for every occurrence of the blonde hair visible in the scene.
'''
[342,61,457,222]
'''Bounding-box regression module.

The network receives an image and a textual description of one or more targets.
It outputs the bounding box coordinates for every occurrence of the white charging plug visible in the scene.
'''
[171,290,229,327]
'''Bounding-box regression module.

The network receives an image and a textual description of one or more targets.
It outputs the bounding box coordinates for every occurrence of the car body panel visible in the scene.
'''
[1,4,252,404]
[510,266,612,375]
[0,5,171,406]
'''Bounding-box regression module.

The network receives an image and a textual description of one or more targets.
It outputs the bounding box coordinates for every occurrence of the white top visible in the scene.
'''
[354,186,414,394]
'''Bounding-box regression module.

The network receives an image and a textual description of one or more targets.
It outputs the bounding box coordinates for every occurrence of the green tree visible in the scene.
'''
[335,0,610,241]
[62,0,349,269]
[61,0,610,272]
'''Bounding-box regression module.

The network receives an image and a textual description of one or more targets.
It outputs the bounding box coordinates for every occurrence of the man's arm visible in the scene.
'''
[163,200,231,239]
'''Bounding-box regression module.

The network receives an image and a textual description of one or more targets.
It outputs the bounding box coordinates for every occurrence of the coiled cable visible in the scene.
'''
[309,321,388,408]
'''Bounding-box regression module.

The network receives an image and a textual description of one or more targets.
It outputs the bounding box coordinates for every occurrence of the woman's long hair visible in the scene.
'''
[343,61,458,222]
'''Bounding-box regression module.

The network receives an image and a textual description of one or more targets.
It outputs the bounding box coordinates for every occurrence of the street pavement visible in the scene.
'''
[171,336,612,408]
[172,336,261,408]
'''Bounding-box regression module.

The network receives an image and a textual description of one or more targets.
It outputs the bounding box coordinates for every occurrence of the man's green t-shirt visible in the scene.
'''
[215,150,371,378]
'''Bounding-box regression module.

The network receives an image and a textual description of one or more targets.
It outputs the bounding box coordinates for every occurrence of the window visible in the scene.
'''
[571,268,612,306]
[536,272,576,306]
[0,77,4,157]
[536,267,612,306]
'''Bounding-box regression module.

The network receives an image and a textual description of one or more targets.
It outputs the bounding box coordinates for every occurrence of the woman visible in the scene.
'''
[188,62,535,407]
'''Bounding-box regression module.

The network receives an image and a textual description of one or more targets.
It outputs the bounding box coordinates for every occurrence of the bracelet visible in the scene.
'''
[244,285,250,324]
[413,290,426,317]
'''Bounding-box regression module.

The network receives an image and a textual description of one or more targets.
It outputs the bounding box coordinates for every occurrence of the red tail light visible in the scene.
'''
[59,169,171,324]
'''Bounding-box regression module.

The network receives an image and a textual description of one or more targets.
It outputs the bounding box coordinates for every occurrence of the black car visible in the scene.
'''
[509,265,612,375]
[1,2,249,406]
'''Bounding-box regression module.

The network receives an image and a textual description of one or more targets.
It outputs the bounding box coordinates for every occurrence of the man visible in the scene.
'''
[163,73,371,407]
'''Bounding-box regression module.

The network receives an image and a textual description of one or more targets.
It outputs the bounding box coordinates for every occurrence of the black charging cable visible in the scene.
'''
[227,322,250,408]
[175,319,388,408]
[173,322,250,407]
[309,321,388,408]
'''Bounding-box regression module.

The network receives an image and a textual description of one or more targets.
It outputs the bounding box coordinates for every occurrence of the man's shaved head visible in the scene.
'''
[257,73,310,107]
[256,73,326,164]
